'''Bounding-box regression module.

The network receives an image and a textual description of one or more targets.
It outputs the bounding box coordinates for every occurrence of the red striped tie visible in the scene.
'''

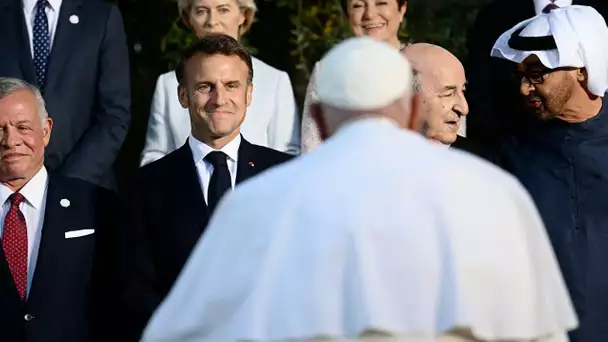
[2,193,28,300]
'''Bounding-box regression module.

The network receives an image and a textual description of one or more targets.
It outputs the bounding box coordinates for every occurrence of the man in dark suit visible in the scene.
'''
[465,0,608,151]
[120,34,293,340]
[0,0,130,190]
[0,77,119,342]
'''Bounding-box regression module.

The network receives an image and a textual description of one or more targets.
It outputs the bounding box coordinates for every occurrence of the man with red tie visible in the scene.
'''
[0,77,120,342]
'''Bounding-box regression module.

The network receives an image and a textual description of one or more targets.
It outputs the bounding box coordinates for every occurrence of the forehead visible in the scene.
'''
[0,90,38,121]
[424,61,466,89]
[185,53,249,82]
[192,0,237,7]
[518,55,545,71]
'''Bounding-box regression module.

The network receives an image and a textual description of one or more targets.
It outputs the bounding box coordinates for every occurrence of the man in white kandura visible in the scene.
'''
[141,37,577,342]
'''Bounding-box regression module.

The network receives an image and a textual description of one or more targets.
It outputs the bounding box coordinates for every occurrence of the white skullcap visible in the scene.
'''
[491,5,608,96]
[315,37,412,110]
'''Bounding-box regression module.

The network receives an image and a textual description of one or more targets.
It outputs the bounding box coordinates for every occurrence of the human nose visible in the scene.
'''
[209,86,227,107]
[1,127,22,149]
[205,9,218,27]
[520,77,534,96]
[363,3,377,20]
[455,93,469,117]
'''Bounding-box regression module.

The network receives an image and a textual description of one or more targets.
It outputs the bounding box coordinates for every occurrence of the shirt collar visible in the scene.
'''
[533,0,573,15]
[0,166,48,210]
[189,134,242,165]
[23,0,62,14]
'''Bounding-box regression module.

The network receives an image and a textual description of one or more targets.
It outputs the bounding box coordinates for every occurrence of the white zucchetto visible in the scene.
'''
[315,37,412,110]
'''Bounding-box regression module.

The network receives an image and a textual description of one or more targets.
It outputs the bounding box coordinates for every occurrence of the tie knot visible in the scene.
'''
[542,3,559,13]
[9,193,25,207]
[205,151,228,167]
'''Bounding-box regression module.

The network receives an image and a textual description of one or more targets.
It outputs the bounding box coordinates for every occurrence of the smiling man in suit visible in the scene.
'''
[0,0,130,190]
[120,33,293,340]
[0,78,118,342]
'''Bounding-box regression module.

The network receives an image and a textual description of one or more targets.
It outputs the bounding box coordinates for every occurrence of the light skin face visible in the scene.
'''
[404,44,468,145]
[346,0,407,49]
[0,90,52,192]
[178,53,253,149]
[184,0,246,40]
[517,55,584,121]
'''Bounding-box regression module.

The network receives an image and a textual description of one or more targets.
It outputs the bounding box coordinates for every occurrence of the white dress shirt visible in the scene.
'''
[143,118,576,342]
[189,135,240,204]
[23,0,63,56]
[534,0,572,15]
[0,166,48,297]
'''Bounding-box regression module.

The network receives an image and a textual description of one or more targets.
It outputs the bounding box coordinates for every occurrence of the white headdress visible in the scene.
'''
[491,5,608,96]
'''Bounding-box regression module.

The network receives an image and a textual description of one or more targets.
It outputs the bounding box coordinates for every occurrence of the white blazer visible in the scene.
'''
[141,57,300,166]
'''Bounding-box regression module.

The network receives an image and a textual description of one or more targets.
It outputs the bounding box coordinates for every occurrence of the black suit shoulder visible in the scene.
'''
[246,142,295,166]
[451,135,501,165]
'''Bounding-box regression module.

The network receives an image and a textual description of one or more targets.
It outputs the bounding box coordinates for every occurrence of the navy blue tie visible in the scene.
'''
[33,0,50,90]
[205,151,232,214]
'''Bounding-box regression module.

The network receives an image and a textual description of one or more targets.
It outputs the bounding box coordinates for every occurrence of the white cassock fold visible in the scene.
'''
[141,120,577,342]
[490,5,608,96]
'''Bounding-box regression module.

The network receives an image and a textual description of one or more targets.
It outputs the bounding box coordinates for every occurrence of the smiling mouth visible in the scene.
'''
[2,153,26,160]
[363,24,386,30]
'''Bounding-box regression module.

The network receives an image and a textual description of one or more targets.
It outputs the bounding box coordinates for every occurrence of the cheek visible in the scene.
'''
[349,11,363,26]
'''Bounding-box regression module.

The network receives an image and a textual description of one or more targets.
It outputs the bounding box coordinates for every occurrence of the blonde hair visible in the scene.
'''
[178,0,257,36]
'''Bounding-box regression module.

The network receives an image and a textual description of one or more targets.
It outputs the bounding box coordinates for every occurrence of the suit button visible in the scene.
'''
[24,314,35,321]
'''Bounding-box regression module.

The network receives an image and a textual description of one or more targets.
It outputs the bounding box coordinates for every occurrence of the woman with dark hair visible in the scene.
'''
[301,0,408,152]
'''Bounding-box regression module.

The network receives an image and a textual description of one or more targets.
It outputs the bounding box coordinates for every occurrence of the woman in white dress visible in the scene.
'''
[300,0,409,152]
[141,0,300,166]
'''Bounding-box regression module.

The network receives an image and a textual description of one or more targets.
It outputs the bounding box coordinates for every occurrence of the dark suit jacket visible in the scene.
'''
[0,175,119,342]
[451,135,500,165]
[464,0,608,149]
[0,0,131,190]
[119,137,293,340]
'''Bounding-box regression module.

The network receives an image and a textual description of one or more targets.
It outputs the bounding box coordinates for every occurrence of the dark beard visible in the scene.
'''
[525,93,557,121]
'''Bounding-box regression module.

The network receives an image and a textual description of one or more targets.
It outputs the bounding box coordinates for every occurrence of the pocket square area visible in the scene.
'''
[65,229,95,239]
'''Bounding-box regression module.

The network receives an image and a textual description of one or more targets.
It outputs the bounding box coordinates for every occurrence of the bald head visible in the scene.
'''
[401,43,468,145]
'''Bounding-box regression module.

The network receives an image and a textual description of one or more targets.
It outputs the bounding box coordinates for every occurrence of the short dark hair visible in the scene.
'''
[175,34,253,87]
[340,0,407,15]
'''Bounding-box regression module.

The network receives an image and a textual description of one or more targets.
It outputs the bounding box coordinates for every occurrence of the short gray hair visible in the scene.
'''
[0,77,48,123]
[411,68,422,94]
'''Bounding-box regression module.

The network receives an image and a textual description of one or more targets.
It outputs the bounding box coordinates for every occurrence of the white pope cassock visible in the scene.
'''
[141,115,577,341]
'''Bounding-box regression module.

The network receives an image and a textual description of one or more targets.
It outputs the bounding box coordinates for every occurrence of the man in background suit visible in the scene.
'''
[0,0,131,189]
[120,34,293,340]
[465,0,608,151]
[0,78,119,342]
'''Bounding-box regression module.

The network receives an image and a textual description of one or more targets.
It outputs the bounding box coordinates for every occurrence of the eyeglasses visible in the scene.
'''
[514,66,579,85]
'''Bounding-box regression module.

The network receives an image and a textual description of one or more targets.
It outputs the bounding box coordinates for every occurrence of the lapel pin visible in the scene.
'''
[69,15,79,24]
[248,162,255,167]
[60,198,71,208]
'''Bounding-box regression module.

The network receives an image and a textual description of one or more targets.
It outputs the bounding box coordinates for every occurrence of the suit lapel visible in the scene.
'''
[236,137,260,185]
[0,249,20,300]
[26,177,71,305]
[171,144,209,228]
[45,0,83,91]
[1,0,36,83]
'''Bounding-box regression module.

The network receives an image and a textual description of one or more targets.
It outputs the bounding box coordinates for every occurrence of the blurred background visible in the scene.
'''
[114,0,491,179]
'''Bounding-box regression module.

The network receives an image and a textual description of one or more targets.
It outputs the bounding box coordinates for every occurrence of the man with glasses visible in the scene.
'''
[491,6,608,342]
